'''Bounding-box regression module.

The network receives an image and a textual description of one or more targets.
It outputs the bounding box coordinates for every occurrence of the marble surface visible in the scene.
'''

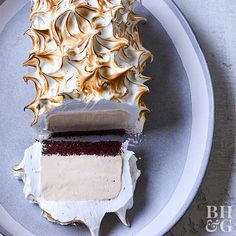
[168,0,236,235]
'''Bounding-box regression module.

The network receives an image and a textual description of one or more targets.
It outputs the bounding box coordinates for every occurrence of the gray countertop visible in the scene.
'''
[0,0,235,235]
[168,0,236,235]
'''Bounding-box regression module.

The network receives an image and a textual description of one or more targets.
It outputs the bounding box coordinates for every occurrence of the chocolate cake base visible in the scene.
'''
[42,140,122,156]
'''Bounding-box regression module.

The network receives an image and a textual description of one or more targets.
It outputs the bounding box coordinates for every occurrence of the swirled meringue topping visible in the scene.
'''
[24,0,153,127]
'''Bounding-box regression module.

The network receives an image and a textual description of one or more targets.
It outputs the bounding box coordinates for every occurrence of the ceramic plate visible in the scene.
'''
[0,0,214,235]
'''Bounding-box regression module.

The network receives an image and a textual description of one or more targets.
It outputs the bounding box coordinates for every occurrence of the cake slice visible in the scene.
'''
[14,141,140,236]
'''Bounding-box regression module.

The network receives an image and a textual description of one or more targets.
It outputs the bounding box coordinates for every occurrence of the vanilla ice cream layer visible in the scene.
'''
[35,99,140,139]
[40,154,122,201]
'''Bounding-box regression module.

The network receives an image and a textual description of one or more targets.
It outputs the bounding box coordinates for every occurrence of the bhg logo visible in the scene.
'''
[205,206,232,233]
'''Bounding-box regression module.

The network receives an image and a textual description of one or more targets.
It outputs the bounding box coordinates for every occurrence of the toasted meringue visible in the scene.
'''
[24,0,152,135]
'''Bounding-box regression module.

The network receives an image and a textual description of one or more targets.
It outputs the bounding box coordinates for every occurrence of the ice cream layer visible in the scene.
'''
[40,154,122,201]
[35,99,140,139]
[47,110,130,133]
[24,0,153,135]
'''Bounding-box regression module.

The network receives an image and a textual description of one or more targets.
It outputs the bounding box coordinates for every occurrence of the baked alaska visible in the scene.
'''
[14,0,153,235]
[14,141,140,236]
[24,0,153,139]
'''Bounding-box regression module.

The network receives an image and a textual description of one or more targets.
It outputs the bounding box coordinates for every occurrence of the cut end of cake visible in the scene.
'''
[46,110,130,134]
[40,140,123,201]
[35,100,143,140]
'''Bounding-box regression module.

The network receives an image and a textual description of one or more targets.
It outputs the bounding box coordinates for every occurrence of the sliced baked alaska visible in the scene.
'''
[14,141,140,236]
[14,0,152,234]
[24,0,153,139]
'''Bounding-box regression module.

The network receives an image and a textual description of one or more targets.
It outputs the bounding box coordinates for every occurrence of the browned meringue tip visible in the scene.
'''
[23,57,39,68]
[42,210,91,228]
[144,76,153,82]
[23,103,38,126]
[143,106,151,113]
[12,165,21,171]
[24,0,153,128]
[23,75,31,83]
[12,165,25,178]
[150,53,154,63]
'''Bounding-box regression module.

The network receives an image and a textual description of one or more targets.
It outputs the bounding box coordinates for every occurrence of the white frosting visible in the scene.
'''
[14,142,140,236]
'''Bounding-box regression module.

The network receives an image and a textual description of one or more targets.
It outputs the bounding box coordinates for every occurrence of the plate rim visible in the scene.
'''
[137,0,214,235]
[165,0,214,230]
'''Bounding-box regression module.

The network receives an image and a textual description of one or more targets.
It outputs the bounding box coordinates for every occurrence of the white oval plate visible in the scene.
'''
[0,0,214,235]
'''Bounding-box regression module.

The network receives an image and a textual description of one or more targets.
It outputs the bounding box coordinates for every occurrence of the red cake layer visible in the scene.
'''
[42,140,122,156]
